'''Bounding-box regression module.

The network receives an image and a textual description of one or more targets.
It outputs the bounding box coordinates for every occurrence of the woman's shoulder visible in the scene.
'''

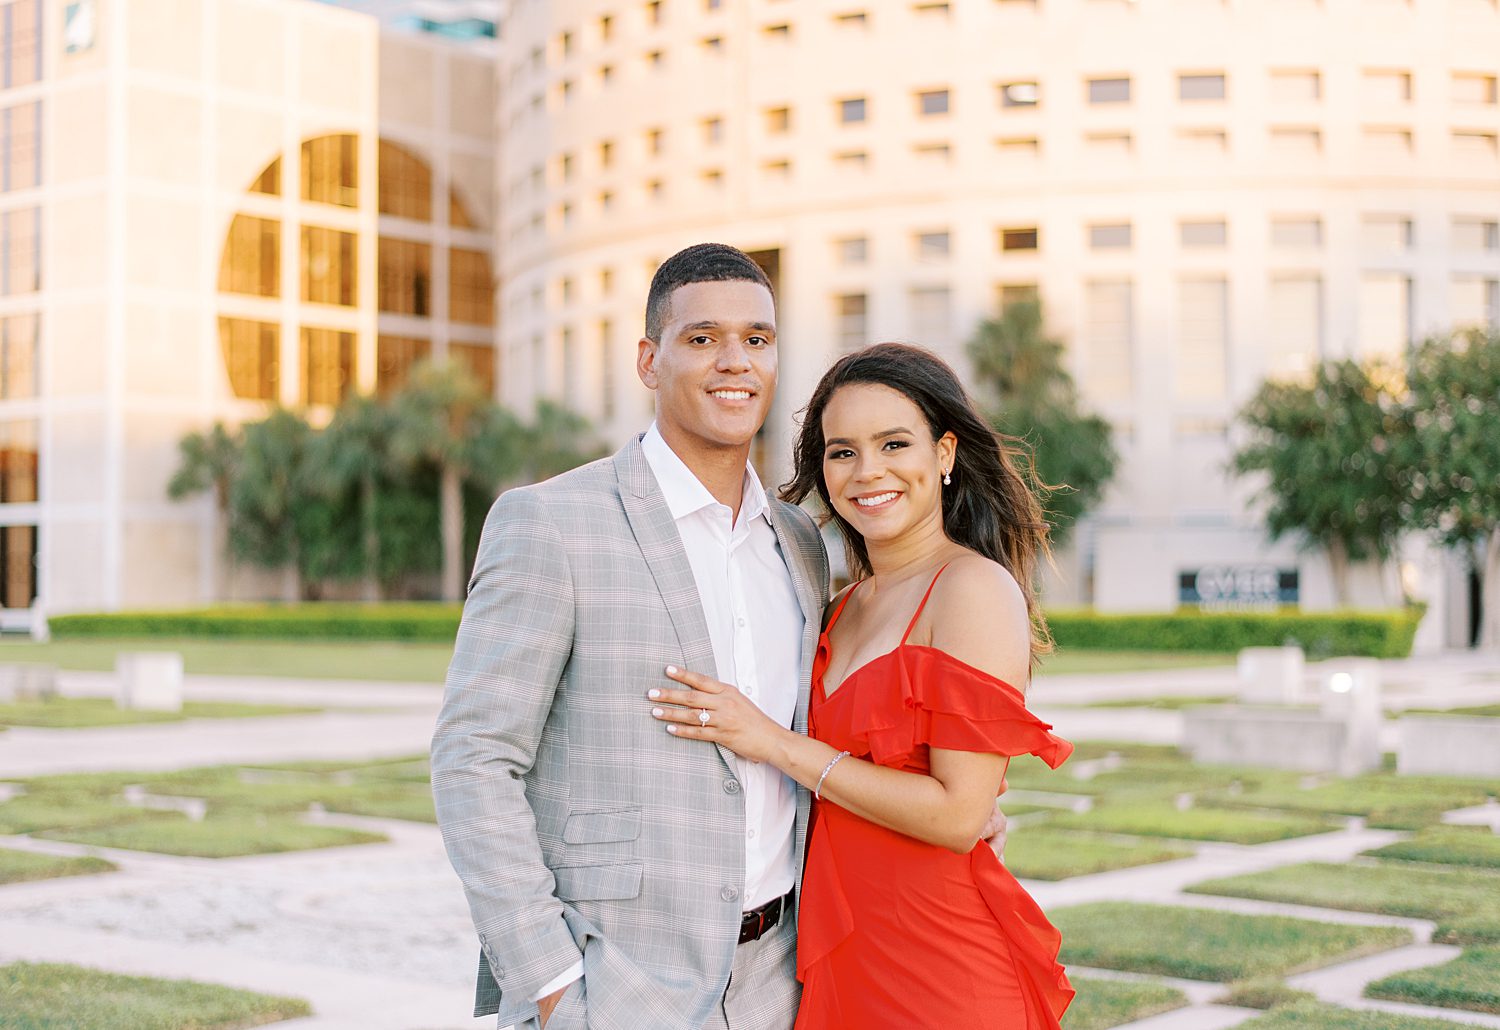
[925,552,1030,690]
[822,581,859,631]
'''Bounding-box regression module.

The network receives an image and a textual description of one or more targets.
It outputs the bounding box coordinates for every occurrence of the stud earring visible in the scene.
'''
[943,468,952,486]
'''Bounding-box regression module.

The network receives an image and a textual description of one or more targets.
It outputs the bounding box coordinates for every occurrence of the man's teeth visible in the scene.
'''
[855,492,899,507]
[711,390,751,400]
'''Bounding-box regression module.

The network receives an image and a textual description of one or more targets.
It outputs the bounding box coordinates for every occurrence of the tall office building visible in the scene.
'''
[1,0,496,626]
[496,0,1499,639]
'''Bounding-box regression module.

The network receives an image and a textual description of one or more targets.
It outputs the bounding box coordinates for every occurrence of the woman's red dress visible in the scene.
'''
[794,567,1076,1029]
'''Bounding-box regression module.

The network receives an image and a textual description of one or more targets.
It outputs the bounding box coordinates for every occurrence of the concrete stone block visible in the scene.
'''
[1184,705,1347,773]
[116,652,184,712]
[0,663,58,703]
[1319,659,1383,776]
[1397,715,1500,779]
[1237,646,1305,704]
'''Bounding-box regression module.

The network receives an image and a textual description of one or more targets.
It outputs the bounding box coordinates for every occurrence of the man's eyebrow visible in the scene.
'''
[824,427,913,446]
[677,320,777,334]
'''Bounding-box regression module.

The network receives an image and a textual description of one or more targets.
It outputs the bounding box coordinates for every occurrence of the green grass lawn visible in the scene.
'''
[1187,861,1500,945]
[1401,704,1500,718]
[1062,976,1186,1029]
[1004,829,1193,880]
[1051,902,1410,982]
[1204,771,1499,830]
[1217,977,1317,1010]
[0,637,454,683]
[0,696,321,729]
[0,637,1236,684]
[1237,1000,1492,1030]
[40,815,386,857]
[0,961,311,1029]
[0,847,116,885]
[1046,802,1337,844]
[1365,947,1500,1015]
[1363,826,1500,870]
[1071,694,1234,710]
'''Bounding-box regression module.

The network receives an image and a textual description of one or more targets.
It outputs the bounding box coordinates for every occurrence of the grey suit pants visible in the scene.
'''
[540,915,799,1030]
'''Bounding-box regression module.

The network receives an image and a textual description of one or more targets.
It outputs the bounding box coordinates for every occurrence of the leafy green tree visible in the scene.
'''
[1231,359,1409,605]
[1401,328,1500,647]
[965,298,1117,544]
[309,396,398,600]
[390,362,524,601]
[228,409,315,600]
[522,399,609,483]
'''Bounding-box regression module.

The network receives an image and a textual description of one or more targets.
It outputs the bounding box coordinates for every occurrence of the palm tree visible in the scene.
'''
[230,409,315,601]
[311,395,396,600]
[167,423,242,596]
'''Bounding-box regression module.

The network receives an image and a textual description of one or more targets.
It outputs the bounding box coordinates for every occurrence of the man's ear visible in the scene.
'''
[637,337,659,389]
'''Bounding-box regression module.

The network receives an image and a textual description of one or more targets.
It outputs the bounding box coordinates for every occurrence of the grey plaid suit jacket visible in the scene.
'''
[432,435,830,1030]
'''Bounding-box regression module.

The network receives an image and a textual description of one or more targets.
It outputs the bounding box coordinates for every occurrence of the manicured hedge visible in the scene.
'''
[1046,607,1421,659]
[48,603,463,642]
[50,603,1421,657]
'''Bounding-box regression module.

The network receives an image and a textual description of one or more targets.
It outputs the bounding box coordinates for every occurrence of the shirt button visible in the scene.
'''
[723,779,741,795]
[737,617,746,627]
[721,886,740,903]
[747,828,756,839]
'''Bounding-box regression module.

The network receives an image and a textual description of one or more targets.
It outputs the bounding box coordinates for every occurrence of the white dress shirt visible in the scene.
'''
[517,426,805,1019]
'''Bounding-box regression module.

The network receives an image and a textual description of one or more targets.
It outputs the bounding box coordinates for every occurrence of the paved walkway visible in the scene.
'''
[1,653,1497,1028]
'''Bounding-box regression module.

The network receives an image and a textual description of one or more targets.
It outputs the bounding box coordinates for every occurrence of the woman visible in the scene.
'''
[647,343,1074,1028]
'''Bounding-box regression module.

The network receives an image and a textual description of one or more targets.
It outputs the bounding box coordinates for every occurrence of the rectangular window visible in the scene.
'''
[450,248,495,326]
[1085,132,1133,156]
[377,238,432,316]
[1270,126,1321,156]
[996,137,1040,159]
[1362,215,1413,251]
[451,342,497,396]
[917,89,950,116]
[1453,72,1499,105]
[2,102,41,193]
[765,106,791,134]
[702,116,723,144]
[839,97,868,124]
[300,226,358,306]
[1453,217,1500,251]
[1270,69,1321,102]
[915,231,950,260]
[219,216,281,298]
[375,335,431,398]
[1359,274,1413,361]
[1451,277,1499,329]
[837,236,868,265]
[909,286,952,345]
[301,135,359,208]
[1363,70,1413,103]
[1271,217,1322,248]
[835,11,869,28]
[1268,276,1323,380]
[0,419,36,503]
[913,142,951,164]
[218,318,280,401]
[1175,278,1228,401]
[599,320,616,420]
[3,1,42,90]
[1177,128,1228,154]
[1,207,39,296]
[1000,81,1039,108]
[0,313,36,399]
[377,142,432,221]
[1180,220,1228,247]
[0,524,37,610]
[1084,281,1134,402]
[1179,73,1226,100]
[836,293,868,353]
[998,283,1038,313]
[560,327,577,401]
[300,327,355,406]
[1453,130,1499,162]
[1001,227,1039,252]
[1088,77,1131,104]
[1090,223,1132,249]
[835,150,869,171]
[1363,127,1414,159]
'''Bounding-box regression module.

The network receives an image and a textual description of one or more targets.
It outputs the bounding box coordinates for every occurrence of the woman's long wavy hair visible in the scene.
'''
[781,342,1055,663]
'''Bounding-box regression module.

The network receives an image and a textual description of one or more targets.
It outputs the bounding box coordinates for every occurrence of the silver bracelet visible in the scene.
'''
[814,750,851,801]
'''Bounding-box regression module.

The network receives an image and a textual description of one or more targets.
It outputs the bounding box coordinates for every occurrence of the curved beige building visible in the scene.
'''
[499,0,1500,634]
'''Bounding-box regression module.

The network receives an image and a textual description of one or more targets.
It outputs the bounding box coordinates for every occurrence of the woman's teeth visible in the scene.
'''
[855,492,899,507]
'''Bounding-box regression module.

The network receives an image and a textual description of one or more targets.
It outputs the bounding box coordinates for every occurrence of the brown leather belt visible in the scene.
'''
[739,892,792,945]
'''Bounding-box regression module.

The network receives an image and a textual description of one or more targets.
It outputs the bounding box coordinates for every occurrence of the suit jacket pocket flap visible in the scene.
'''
[563,807,642,845]
[553,862,643,901]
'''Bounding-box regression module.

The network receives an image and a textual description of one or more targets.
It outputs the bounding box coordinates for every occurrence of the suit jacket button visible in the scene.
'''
[721,886,739,903]
[723,778,741,794]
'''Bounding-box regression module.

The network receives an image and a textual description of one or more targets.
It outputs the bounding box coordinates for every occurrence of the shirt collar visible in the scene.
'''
[641,423,769,525]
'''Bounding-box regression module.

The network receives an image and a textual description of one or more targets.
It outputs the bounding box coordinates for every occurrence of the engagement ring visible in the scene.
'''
[698,709,711,726]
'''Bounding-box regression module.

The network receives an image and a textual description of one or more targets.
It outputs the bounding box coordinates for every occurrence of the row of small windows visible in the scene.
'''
[217,320,497,405]
[0,2,41,92]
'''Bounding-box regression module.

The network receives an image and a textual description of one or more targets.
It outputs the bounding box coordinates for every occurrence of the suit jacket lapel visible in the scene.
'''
[766,500,824,735]
[614,437,736,770]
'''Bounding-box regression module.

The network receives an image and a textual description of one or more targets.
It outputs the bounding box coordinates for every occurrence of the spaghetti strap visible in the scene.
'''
[901,562,952,645]
[825,580,863,635]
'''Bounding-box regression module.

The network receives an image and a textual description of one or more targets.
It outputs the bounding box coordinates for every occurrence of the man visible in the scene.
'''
[433,243,827,1030]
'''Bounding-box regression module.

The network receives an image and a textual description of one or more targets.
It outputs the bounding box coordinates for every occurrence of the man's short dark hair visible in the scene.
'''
[644,243,774,343]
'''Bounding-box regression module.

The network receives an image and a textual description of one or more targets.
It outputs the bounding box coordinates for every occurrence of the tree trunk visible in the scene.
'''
[1327,537,1351,607]
[1482,526,1500,650]
[361,473,381,602]
[282,563,300,604]
[441,465,464,602]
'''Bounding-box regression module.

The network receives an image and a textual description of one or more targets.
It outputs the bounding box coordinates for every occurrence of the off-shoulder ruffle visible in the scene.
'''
[824,645,1073,771]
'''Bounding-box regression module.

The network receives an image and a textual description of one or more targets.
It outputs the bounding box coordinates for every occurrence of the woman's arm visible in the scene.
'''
[650,556,1030,854]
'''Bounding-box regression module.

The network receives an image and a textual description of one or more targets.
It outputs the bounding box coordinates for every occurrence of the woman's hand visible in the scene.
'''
[648,665,791,765]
